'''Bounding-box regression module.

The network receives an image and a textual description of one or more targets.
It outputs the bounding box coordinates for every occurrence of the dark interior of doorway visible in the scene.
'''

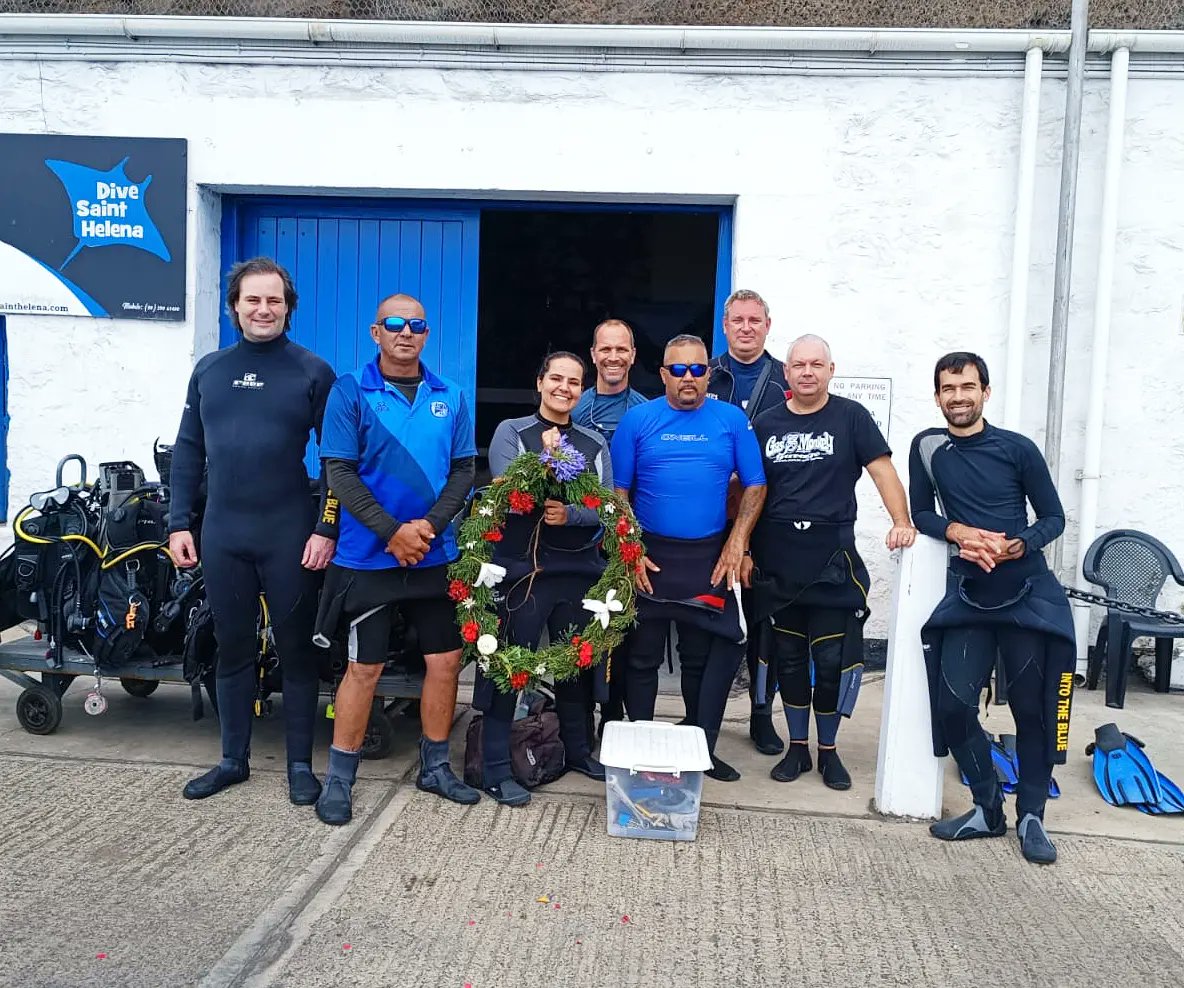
[475,208,721,473]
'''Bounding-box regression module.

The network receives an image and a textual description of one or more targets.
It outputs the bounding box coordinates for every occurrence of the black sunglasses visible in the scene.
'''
[377,316,429,334]
[664,362,708,379]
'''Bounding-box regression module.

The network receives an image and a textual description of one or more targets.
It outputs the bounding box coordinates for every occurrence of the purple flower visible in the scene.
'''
[540,436,587,482]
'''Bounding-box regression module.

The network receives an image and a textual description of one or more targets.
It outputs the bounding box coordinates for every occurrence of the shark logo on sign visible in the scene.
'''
[44,157,172,270]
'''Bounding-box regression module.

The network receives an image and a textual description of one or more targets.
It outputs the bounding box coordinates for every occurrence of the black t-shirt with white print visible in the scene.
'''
[752,394,890,525]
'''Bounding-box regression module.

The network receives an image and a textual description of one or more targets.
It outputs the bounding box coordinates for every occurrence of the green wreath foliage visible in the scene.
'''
[447,446,642,693]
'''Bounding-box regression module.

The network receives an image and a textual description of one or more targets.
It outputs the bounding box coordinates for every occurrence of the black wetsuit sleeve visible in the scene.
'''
[424,457,477,536]
[908,434,951,543]
[487,420,521,477]
[325,458,400,544]
[1015,440,1066,552]
[311,362,340,539]
[168,368,205,534]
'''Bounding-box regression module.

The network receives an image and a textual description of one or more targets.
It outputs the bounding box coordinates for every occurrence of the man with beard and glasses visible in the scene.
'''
[910,351,1074,866]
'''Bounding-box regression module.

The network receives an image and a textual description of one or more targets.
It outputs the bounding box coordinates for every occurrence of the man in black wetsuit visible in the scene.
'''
[169,257,338,805]
[910,352,1075,866]
[705,289,789,757]
[312,293,479,825]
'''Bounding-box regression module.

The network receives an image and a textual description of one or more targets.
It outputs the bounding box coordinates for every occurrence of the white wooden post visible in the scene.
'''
[874,536,948,819]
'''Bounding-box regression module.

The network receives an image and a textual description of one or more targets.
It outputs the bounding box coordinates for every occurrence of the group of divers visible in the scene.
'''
[165,257,1147,870]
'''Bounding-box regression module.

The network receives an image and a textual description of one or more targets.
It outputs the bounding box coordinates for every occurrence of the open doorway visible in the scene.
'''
[474,206,728,471]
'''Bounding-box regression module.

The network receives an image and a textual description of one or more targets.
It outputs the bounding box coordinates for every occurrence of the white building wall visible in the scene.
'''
[1,56,1181,639]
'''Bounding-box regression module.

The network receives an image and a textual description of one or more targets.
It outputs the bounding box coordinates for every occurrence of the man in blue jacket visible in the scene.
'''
[706,289,787,757]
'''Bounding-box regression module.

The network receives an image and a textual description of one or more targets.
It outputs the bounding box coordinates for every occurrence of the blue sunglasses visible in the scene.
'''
[378,316,429,334]
[664,362,708,378]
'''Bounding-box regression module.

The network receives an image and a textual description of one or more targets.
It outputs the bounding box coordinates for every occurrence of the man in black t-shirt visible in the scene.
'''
[747,335,915,789]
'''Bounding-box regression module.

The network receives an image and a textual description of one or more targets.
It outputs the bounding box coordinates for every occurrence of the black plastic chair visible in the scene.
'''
[1083,529,1184,709]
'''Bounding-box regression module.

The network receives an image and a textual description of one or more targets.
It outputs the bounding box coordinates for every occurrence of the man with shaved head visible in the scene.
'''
[747,334,915,790]
[312,292,479,825]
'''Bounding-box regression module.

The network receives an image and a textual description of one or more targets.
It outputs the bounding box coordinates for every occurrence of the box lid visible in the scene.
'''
[599,720,712,773]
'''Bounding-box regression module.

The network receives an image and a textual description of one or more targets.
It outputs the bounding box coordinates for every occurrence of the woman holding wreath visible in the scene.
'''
[473,351,612,805]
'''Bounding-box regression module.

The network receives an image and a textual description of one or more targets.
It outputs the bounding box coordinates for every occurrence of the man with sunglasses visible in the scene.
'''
[748,334,914,791]
[611,334,766,781]
[312,293,479,825]
[706,289,789,759]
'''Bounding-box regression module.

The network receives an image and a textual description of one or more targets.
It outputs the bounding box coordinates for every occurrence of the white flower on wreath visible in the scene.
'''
[476,633,499,656]
[477,656,491,673]
[582,588,624,630]
[479,505,494,517]
[603,503,616,515]
[534,664,547,676]
[465,541,476,550]
[461,598,476,609]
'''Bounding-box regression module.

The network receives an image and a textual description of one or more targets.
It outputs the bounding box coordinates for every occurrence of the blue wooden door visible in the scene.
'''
[222,197,480,473]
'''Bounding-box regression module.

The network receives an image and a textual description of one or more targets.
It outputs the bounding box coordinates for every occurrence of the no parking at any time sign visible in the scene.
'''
[830,377,893,439]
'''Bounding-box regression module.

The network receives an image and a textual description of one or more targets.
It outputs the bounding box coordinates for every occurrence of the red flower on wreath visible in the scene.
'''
[619,541,642,565]
[582,494,602,509]
[508,490,536,514]
[461,620,480,643]
[576,641,594,668]
[615,518,631,538]
[482,529,504,542]
[448,579,470,602]
[509,671,530,691]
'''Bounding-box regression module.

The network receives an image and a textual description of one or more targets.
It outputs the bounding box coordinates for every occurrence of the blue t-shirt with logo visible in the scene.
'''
[728,356,766,409]
[320,358,476,569]
[610,397,765,539]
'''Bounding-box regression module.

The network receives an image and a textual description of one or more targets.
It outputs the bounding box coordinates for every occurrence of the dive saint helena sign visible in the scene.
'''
[0,134,187,321]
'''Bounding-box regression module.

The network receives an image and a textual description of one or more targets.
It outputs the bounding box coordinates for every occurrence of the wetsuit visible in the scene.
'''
[611,397,765,753]
[750,395,887,752]
[910,422,1075,824]
[474,413,612,788]
[169,334,337,770]
[706,350,788,735]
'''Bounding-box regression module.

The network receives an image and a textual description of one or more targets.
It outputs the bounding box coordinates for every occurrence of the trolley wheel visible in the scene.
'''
[17,684,63,735]
[120,678,160,698]
[361,706,396,761]
[1086,624,1106,690]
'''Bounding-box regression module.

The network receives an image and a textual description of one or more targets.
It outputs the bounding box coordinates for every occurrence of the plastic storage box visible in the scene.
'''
[599,720,712,842]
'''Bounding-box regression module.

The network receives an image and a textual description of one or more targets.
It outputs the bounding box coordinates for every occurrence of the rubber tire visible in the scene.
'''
[1086,624,1106,690]
[360,708,396,761]
[120,678,160,698]
[17,684,63,735]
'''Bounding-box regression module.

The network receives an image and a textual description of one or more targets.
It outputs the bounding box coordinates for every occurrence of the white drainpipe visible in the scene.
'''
[1002,45,1044,430]
[1071,46,1130,675]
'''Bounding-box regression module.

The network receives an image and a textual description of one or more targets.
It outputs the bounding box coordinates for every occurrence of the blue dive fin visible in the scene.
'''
[1136,771,1184,815]
[1085,723,1164,807]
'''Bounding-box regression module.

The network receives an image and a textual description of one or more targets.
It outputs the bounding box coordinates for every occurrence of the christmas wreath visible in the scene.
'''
[448,433,642,693]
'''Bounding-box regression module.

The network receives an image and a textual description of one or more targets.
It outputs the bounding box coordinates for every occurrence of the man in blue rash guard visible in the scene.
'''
[910,352,1075,866]
[311,293,480,826]
[168,257,338,805]
[612,334,767,782]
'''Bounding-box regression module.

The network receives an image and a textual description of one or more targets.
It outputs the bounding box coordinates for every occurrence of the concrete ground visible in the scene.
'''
[0,669,1182,987]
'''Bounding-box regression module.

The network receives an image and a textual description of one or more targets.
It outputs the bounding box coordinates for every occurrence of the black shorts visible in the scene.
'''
[322,563,462,662]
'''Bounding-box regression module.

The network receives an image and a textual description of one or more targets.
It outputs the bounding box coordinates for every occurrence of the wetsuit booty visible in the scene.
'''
[1017,813,1057,865]
[565,754,606,781]
[817,748,852,791]
[287,761,322,806]
[749,709,785,755]
[183,759,249,800]
[706,754,741,783]
[316,746,361,826]
[929,804,1007,841]
[484,778,531,806]
[770,743,813,783]
[418,737,481,805]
